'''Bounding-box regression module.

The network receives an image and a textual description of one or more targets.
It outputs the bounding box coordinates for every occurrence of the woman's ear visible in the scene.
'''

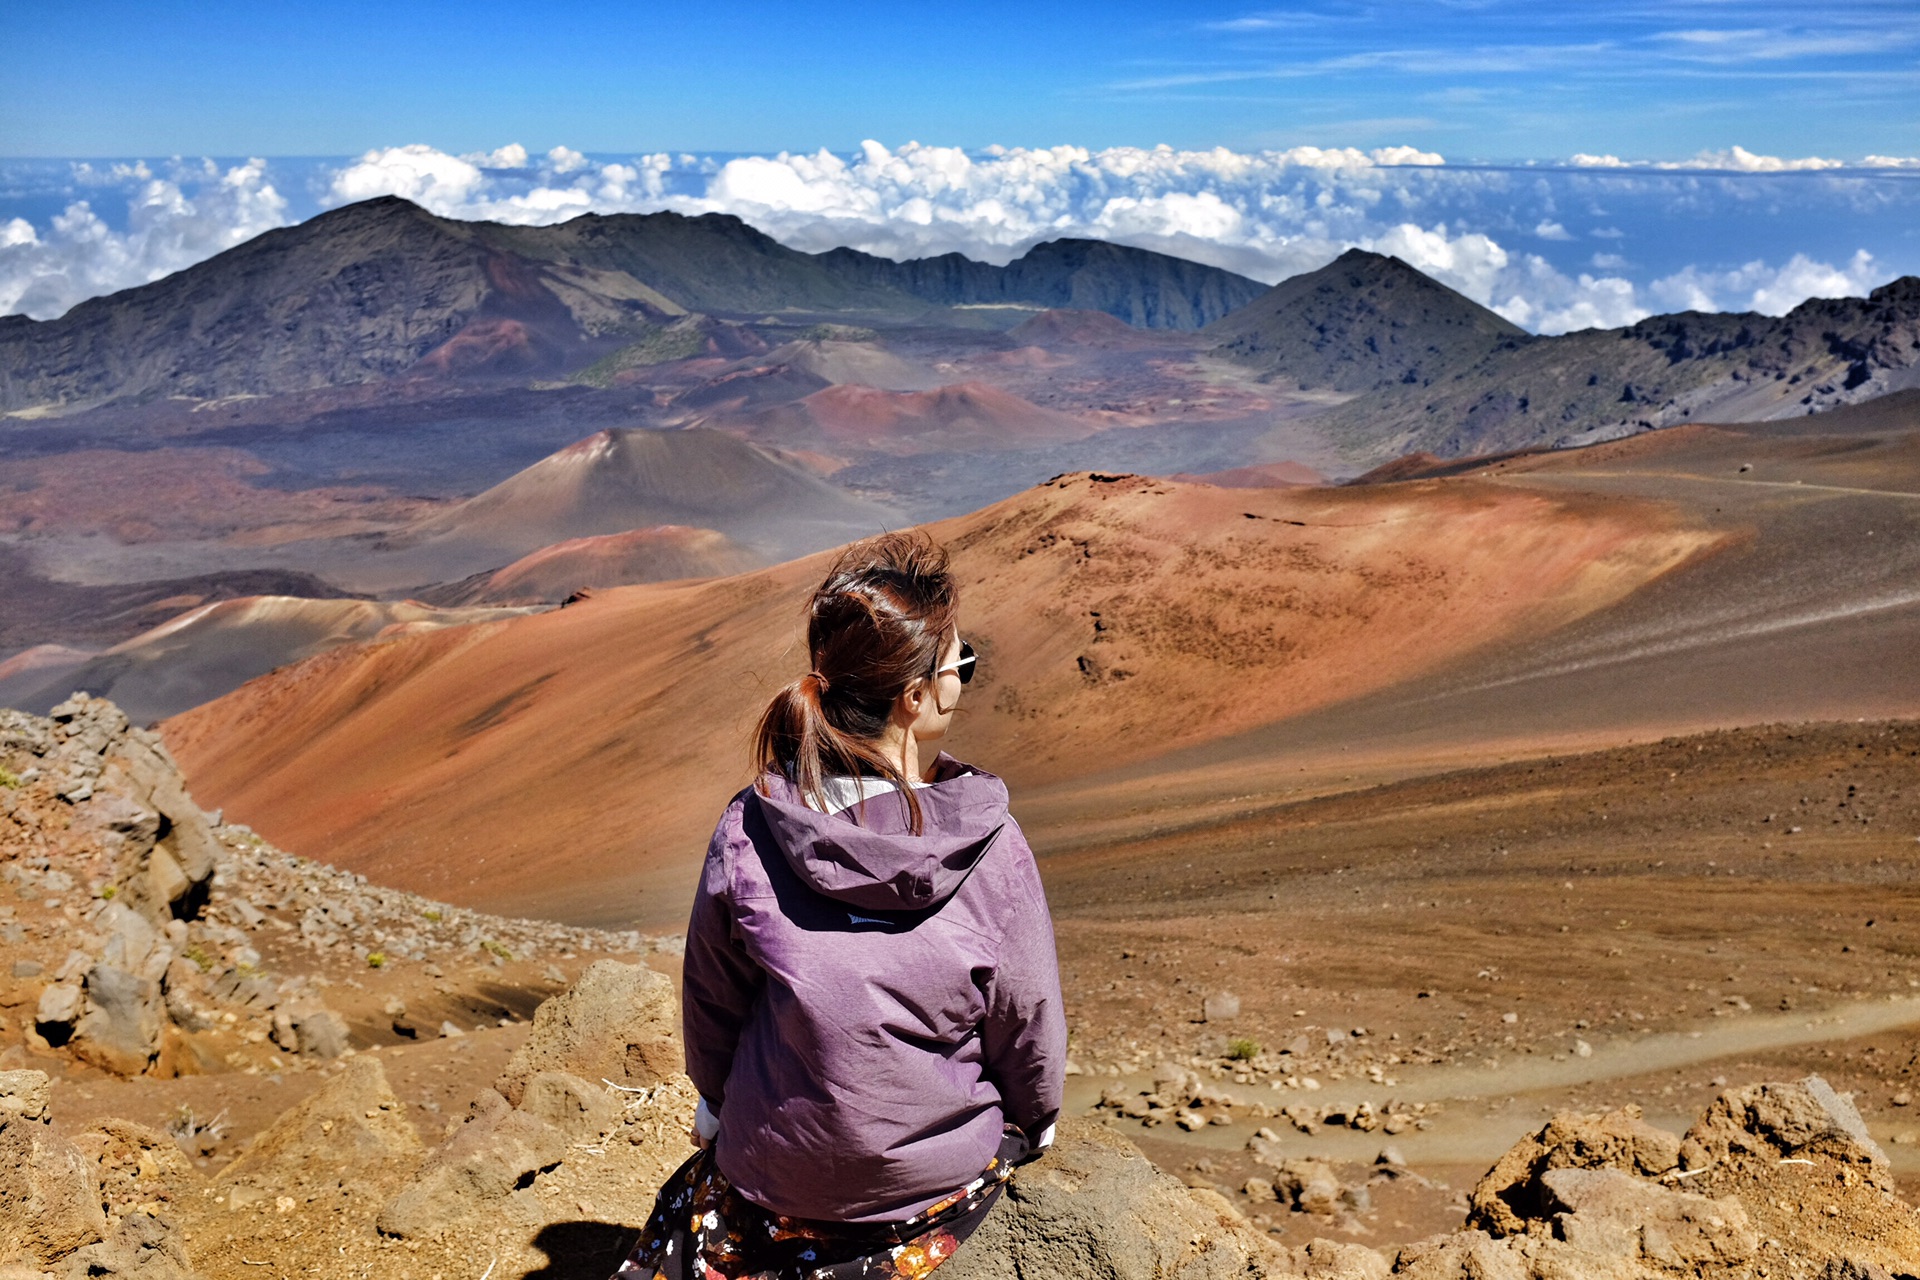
[894,677,926,724]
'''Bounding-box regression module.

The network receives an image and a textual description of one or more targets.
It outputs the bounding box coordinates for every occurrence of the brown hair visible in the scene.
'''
[753,531,958,831]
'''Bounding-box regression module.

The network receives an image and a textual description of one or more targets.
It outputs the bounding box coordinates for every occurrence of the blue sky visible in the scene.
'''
[2,2,1917,332]
[5,0,1918,160]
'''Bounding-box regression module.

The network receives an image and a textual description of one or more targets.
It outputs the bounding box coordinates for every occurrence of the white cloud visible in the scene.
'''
[0,140,1903,339]
[1659,145,1844,172]
[1571,153,1629,168]
[460,143,530,169]
[1649,250,1882,315]
[1863,155,1920,169]
[331,144,487,207]
[1369,146,1445,166]
[0,158,287,319]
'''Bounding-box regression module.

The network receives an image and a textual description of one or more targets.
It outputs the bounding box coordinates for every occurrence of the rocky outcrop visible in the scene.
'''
[1468,1104,1683,1236]
[493,958,680,1104]
[14,952,1920,1280]
[0,1069,107,1270]
[1,697,674,1081]
[944,1118,1345,1280]
[380,959,677,1239]
[219,1055,422,1193]
[1430,1077,1920,1277]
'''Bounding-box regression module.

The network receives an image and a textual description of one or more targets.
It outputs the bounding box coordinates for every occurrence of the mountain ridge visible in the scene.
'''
[1205,247,1529,392]
[0,198,1266,411]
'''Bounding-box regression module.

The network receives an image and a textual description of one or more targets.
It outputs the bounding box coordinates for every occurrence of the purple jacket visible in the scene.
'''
[681,755,1067,1223]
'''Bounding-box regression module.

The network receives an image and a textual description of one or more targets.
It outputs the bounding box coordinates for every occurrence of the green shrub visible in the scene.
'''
[367,952,386,968]
[481,939,513,961]
[182,944,214,971]
[1227,1038,1261,1062]
[421,909,443,923]
[99,885,117,900]
[0,767,20,788]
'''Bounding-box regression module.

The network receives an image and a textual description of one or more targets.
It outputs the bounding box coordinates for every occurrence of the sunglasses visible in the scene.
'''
[935,640,976,685]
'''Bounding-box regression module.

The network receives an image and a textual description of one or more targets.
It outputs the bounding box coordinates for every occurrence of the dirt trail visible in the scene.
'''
[1070,993,1920,1165]
[1044,719,1920,1209]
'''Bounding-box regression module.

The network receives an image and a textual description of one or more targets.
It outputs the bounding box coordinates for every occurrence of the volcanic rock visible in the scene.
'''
[219,1056,421,1194]
[1679,1074,1891,1188]
[69,964,164,1076]
[0,1070,106,1269]
[940,1116,1316,1280]
[1538,1167,1757,1267]
[493,959,679,1104]
[375,1087,570,1239]
[1467,1103,1683,1236]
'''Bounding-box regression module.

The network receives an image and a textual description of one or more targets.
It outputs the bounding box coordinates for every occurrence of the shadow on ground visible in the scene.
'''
[524,1221,640,1280]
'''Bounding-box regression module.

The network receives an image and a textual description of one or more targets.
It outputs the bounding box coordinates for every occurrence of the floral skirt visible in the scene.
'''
[612,1128,1028,1280]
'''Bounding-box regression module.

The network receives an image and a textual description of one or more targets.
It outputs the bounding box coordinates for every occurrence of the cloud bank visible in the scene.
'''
[2,142,1914,336]
[0,158,286,320]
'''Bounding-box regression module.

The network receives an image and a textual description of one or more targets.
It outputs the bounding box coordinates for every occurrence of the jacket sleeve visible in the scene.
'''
[681,802,763,1108]
[979,823,1067,1144]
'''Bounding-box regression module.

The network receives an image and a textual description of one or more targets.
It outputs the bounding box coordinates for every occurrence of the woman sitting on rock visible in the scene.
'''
[615,531,1066,1280]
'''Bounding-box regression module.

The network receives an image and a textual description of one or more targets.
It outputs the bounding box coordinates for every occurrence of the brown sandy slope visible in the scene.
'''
[1172,461,1329,488]
[367,426,898,586]
[413,525,758,606]
[1013,394,1920,866]
[162,472,1715,926]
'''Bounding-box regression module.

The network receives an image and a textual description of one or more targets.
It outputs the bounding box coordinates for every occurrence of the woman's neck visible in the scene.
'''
[877,724,933,784]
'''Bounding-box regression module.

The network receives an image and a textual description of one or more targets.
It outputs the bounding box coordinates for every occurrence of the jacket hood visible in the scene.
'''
[751,755,1010,912]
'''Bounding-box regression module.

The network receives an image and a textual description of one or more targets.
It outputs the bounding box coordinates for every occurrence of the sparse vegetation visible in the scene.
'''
[1227,1037,1261,1061]
[367,951,387,968]
[0,766,19,788]
[570,322,710,385]
[164,1102,229,1147]
[99,884,116,900]
[182,943,214,971]
[421,909,443,923]
[481,939,513,961]
[800,323,879,343]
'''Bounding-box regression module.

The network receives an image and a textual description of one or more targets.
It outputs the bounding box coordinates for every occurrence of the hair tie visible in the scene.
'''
[805,670,830,697]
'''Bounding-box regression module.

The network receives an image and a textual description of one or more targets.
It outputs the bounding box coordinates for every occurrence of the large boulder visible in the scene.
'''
[43,695,220,925]
[1540,1167,1756,1268]
[69,965,164,1076]
[1681,1074,1891,1188]
[375,1087,572,1238]
[0,1070,107,1269]
[942,1117,1362,1280]
[1445,1075,1920,1276]
[493,960,679,1105]
[1468,1104,1683,1237]
[219,1056,422,1195]
[47,1211,198,1280]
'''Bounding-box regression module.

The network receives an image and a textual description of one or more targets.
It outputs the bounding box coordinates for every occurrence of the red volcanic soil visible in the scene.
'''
[728,381,1099,455]
[418,526,759,606]
[0,448,428,543]
[1172,460,1329,488]
[163,471,1716,926]
[412,317,550,376]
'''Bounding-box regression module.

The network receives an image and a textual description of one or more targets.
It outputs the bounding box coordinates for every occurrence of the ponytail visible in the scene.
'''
[751,532,957,833]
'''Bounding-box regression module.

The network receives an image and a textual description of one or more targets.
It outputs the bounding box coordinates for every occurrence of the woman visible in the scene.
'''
[616,531,1067,1280]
